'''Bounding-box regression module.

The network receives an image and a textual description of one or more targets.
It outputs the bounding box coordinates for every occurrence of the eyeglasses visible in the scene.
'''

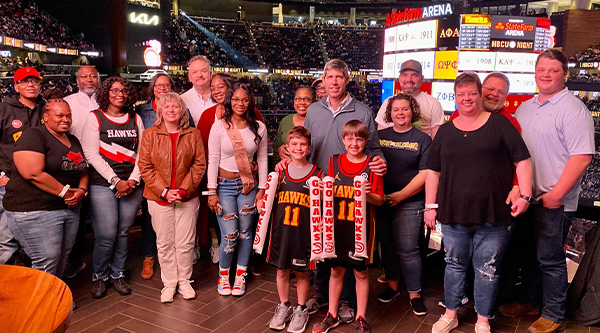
[315,86,326,91]
[154,83,171,89]
[17,79,41,86]
[109,88,129,96]
[231,98,250,104]
[294,97,313,102]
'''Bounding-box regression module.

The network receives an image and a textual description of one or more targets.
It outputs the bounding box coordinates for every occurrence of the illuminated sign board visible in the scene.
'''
[394,51,435,79]
[395,20,438,51]
[384,26,397,53]
[491,16,536,41]
[457,51,496,71]
[431,82,456,111]
[386,3,452,25]
[494,52,537,73]
[129,12,159,26]
[437,16,461,49]
[505,73,537,93]
[459,15,491,50]
[383,54,396,78]
[434,50,458,79]
[490,39,534,52]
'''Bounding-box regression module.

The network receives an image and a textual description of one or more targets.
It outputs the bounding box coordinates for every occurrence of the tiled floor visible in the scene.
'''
[65,227,599,333]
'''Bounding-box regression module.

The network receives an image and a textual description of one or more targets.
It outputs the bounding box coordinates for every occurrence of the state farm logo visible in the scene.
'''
[494,21,534,37]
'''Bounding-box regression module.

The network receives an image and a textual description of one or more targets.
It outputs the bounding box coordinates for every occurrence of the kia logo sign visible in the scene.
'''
[129,12,159,26]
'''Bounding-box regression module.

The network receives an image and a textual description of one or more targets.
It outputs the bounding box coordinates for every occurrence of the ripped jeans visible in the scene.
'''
[216,177,258,271]
[441,222,513,318]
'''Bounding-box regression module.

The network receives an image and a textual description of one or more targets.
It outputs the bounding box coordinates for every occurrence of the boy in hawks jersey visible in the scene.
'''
[313,120,384,333]
[267,126,323,333]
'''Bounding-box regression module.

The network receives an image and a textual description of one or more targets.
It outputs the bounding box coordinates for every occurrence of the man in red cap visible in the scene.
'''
[0,66,45,264]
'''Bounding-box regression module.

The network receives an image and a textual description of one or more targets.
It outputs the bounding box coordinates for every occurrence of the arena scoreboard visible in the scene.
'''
[382,4,554,112]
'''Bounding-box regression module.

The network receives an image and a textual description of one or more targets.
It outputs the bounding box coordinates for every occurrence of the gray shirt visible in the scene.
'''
[515,88,595,211]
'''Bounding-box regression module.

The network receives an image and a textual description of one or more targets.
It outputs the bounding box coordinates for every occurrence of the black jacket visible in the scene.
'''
[0,94,44,177]
[567,222,600,325]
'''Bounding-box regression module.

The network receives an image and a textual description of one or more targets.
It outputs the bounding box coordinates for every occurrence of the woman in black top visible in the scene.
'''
[425,73,532,333]
[4,99,88,278]
[376,93,431,315]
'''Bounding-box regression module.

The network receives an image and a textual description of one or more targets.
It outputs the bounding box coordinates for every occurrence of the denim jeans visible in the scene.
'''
[89,185,144,281]
[377,200,423,293]
[67,196,90,268]
[518,204,570,323]
[216,177,257,270]
[0,186,19,264]
[442,222,513,318]
[141,198,157,258]
[6,207,80,277]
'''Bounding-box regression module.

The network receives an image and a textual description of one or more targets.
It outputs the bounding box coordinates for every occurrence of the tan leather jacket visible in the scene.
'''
[138,125,206,202]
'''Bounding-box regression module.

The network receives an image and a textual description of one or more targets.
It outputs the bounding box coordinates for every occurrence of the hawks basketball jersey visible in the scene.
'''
[89,109,139,186]
[329,154,378,264]
[266,165,323,270]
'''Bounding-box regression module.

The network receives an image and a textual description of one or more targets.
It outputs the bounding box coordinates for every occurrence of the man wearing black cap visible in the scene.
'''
[376,59,444,138]
[0,67,45,264]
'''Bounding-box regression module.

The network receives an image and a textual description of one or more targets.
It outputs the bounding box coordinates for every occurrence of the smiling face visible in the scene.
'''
[188,59,211,91]
[153,75,172,101]
[287,136,310,161]
[293,88,313,116]
[108,82,128,109]
[323,68,349,100]
[231,88,250,117]
[399,69,423,95]
[390,99,413,129]
[44,102,72,134]
[482,77,508,112]
[160,99,182,125]
[315,82,327,100]
[535,57,566,96]
[15,77,41,99]
[455,82,482,116]
[342,133,366,158]
[210,76,228,104]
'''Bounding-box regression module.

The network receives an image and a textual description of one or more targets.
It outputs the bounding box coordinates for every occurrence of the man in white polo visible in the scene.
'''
[180,55,216,125]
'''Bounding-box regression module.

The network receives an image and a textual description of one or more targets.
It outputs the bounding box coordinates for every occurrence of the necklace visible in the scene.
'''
[462,130,469,138]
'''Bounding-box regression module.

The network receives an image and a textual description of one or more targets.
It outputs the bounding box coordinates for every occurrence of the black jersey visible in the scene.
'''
[266,165,323,270]
[329,154,378,265]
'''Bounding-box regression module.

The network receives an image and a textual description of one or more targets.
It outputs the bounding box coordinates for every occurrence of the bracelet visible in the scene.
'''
[160,188,169,198]
[425,203,439,209]
[424,208,436,212]
[109,176,121,190]
[58,184,70,198]
[520,195,534,203]
[0,171,5,179]
[78,188,88,197]
[202,190,217,196]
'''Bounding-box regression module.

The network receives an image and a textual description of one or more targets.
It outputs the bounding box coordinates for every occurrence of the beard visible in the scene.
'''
[482,99,503,112]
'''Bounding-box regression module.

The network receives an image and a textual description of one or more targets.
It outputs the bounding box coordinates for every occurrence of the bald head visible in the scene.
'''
[76,65,99,96]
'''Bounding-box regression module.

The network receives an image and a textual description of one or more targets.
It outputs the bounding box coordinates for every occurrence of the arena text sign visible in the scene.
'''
[386,3,452,26]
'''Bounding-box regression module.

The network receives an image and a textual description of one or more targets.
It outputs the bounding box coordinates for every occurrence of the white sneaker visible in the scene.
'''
[217,274,231,296]
[232,272,247,296]
[178,281,196,300]
[432,315,458,333]
[210,243,219,264]
[161,286,176,303]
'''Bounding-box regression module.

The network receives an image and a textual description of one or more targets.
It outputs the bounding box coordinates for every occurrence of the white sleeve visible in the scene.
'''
[206,121,222,190]
[429,99,446,127]
[128,114,145,183]
[375,97,392,128]
[81,112,117,184]
[257,122,268,189]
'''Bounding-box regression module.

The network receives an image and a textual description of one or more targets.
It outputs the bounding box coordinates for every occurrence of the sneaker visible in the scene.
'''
[306,295,328,315]
[210,243,219,264]
[161,286,176,303]
[432,315,458,333]
[91,279,106,299]
[377,273,387,284]
[377,287,400,303]
[475,322,491,333]
[355,316,371,333]
[338,302,355,324]
[288,305,309,333]
[217,274,231,296]
[141,257,154,280]
[65,262,86,279]
[111,277,131,295]
[410,297,428,316]
[232,272,247,296]
[438,295,469,308]
[250,267,264,278]
[312,312,339,333]
[269,302,293,331]
[178,281,196,300]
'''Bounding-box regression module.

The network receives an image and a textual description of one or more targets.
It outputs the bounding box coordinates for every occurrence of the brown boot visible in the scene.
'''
[528,317,565,333]
[141,257,154,280]
[499,302,540,318]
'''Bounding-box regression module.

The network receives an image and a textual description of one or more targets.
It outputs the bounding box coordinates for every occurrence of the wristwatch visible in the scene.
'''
[520,195,534,203]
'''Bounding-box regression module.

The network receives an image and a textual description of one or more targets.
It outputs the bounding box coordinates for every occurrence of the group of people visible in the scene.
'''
[0,49,592,333]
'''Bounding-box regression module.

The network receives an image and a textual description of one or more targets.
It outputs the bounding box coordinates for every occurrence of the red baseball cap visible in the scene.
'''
[14,67,41,83]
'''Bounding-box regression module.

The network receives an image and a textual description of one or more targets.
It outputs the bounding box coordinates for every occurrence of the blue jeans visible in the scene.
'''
[0,186,19,264]
[518,204,570,323]
[6,207,80,277]
[442,222,513,318]
[216,177,257,270]
[141,198,157,258]
[377,201,423,293]
[89,185,144,281]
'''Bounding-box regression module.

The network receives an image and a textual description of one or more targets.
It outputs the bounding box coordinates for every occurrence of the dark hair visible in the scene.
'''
[483,72,510,91]
[286,126,311,143]
[44,98,69,114]
[223,83,261,144]
[383,93,421,124]
[96,77,138,114]
[147,74,175,101]
[210,73,236,103]
[536,49,568,73]
[454,72,482,95]
[342,120,369,141]
[296,86,314,98]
